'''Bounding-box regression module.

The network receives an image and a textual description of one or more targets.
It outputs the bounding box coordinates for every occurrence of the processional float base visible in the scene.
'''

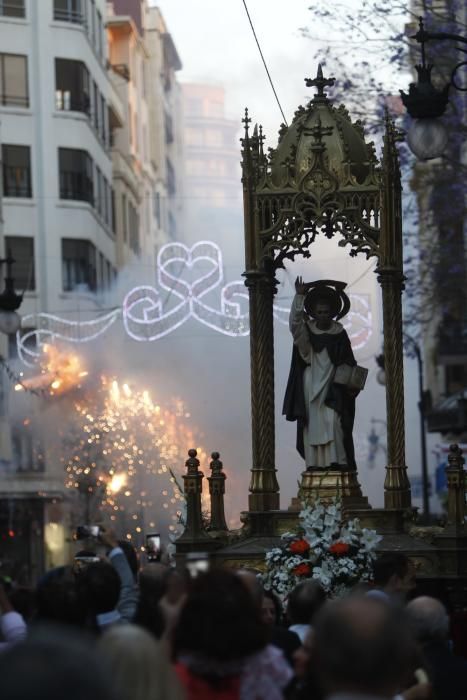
[290,468,371,511]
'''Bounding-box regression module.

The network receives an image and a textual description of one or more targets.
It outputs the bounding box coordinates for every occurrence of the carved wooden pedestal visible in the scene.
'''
[289,468,371,511]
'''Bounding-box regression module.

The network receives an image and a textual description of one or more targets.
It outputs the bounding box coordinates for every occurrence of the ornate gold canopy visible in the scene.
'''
[241,66,410,515]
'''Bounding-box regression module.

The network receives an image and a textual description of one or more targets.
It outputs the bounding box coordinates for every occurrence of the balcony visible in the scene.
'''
[0,1,25,18]
[59,171,93,205]
[427,392,467,434]
[53,1,84,24]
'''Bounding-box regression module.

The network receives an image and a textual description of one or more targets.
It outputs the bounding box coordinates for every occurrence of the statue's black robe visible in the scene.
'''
[282,326,357,470]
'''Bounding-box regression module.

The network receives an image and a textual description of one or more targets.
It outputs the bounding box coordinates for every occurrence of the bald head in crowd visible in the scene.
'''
[406,596,450,644]
[313,596,415,698]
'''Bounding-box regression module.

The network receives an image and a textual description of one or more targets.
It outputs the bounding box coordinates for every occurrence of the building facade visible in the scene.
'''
[407,3,467,441]
[107,0,182,275]
[183,83,241,237]
[0,0,183,580]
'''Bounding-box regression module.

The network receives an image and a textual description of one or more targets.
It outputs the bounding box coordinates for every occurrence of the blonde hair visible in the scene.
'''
[98,624,185,700]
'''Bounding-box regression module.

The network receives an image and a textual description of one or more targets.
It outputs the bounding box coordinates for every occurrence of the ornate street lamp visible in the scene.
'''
[401,17,466,160]
[0,252,23,334]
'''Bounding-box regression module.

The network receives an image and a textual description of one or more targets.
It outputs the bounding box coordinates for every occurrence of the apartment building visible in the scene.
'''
[0,0,183,580]
[181,83,242,257]
[107,0,182,275]
[0,0,120,579]
[406,2,467,439]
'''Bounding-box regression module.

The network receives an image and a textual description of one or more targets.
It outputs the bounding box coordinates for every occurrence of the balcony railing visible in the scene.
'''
[0,93,29,108]
[0,1,26,18]
[427,394,467,434]
[3,165,31,197]
[55,90,90,115]
[59,171,93,205]
[53,8,84,24]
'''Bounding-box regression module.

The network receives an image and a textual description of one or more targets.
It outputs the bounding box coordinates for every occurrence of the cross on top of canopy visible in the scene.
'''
[241,65,399,270]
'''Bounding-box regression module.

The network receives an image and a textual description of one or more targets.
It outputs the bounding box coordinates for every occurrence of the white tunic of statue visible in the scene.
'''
[289,294,347,468]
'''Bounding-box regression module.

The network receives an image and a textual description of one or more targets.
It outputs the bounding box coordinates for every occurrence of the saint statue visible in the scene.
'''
[283,277,364,472]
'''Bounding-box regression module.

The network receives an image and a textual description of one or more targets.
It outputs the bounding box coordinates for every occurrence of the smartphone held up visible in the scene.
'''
[146,533,161,562]
[75,525,101,540]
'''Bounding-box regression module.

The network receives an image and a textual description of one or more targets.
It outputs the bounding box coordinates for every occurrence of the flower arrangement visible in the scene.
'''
[262,499,382,601]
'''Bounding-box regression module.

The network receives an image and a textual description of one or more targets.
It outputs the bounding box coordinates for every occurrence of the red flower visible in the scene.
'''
[329,541,350,556]
[293,563,311,576]
[290,538,310,554]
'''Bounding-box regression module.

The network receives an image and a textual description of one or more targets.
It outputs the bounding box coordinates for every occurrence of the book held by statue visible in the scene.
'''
[334,364,368,391]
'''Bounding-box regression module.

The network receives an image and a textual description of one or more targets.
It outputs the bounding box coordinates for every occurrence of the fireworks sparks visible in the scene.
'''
[14,344,88,396]
[61,376,208,545]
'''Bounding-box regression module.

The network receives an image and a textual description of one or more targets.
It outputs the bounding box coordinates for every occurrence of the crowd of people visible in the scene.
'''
[0,531,466,700]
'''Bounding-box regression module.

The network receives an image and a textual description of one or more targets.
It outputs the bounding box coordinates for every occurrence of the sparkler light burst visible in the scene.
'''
[62,376,209,547]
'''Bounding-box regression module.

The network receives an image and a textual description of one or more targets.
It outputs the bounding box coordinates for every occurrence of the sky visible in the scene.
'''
[153,0,337,136]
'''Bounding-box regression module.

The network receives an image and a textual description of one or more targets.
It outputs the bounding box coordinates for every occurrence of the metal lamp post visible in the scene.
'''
[376,337,431,519]
[405,337,431,520]
[400,17,467,160]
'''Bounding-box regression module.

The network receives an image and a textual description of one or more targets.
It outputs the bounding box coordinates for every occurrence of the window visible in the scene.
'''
[100,94,106,143]
[185,128,203,146]
[8,327,36,360]
[54,0,83,24]
[164,113,174,144]
[0,366,7,417]
[133,111,138,152]
[128,201,139,254]
[153,191,161,229]
[58,148,93,204]
[4,236,35,290]
[11,424,44,473]
[209,101,223,118]
[122,193,127,242]
[55,58,90,113]
[0,1,25,18]
[187,97,203,115]
[166,157,176,196]
[62,238,96,292]
[168,211,176,238]
[205,129,222,147]
[92,80,99,131]
[97,10,103,58]
[2,145,32,197]
[95,166,102,215]
[104,178,110,225]
[128,105,133,146]
[111,187,116,233]
[89,0,95,44]
[0,53,28,107]
[98,251,104,290]
[141,60,147,98]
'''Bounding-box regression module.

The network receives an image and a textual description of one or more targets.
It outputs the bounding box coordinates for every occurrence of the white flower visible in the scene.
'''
[312,560,333,590]
[360,528,382,551]
[324,503,340,518]
[263,497,380,602]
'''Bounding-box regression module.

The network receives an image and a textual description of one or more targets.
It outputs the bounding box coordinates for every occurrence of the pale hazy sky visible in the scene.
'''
[152,0,336,138]
[151,1,408,142]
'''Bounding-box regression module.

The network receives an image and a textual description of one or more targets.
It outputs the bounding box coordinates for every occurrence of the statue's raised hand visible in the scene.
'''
[295,276,308,295]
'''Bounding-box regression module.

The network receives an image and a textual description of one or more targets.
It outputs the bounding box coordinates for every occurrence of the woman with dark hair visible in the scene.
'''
[173,570,292,699]
[261,589,283,627]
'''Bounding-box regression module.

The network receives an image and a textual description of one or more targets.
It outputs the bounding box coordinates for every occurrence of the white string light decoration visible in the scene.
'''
[17,241,373,365]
